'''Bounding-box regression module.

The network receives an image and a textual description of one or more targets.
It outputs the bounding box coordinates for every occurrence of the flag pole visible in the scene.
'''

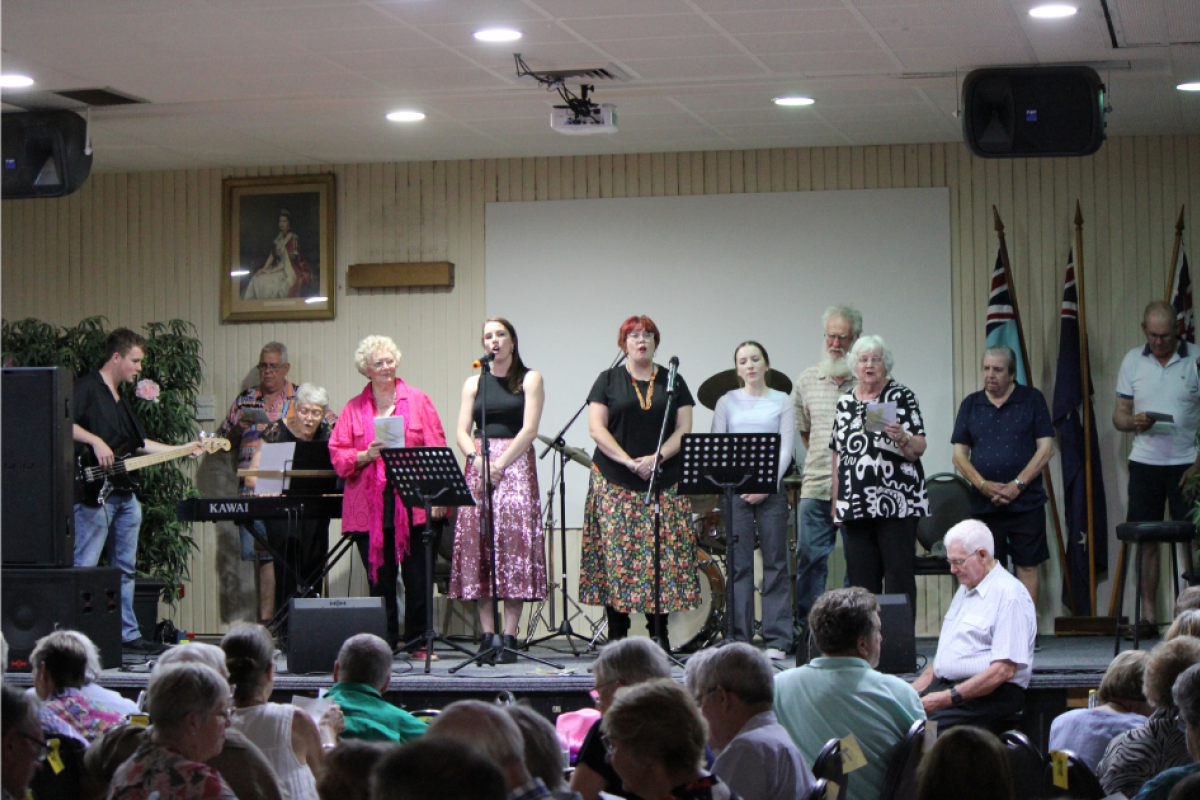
[1074,201,1098,614]
[1165,205,1187,304]
[994,205,1074,613]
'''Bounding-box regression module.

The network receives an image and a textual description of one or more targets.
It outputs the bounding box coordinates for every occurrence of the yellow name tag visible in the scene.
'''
[1051,750,1069,789]
[46,738,64,775]
[839,734,868,774]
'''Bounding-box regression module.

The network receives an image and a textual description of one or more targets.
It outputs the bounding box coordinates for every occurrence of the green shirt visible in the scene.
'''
[325,681,427,743]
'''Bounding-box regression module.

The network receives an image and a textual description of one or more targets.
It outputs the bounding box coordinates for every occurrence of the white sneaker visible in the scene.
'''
[765,647,787,661]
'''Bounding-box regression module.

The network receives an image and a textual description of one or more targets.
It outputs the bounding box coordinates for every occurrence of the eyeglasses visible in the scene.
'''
[370,358,397,369]
[856,356,884,365]
[296,407,325,419]
[948,552,982,569]
[825,333,853,343]
[626,332,655,342]
[210,706,233,724]
[1146,332,1174,342]
[257,362,286,372]
[18,731,49,762]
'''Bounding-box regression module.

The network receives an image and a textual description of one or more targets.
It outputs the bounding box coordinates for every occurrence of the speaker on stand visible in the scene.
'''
[2,567,122,671]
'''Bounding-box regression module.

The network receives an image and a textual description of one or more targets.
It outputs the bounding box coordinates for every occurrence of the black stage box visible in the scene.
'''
[2,567,121,671]
[287,597,387,674]
[878,593,917,675]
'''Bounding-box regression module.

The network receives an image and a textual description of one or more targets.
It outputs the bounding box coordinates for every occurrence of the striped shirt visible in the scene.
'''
[932,562,1036,688]
[791,366,856,500]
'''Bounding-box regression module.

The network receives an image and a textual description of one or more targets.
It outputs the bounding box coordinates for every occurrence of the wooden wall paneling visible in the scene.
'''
[758,148,773,193]
[664,152,679,197]
[731,150,746,194]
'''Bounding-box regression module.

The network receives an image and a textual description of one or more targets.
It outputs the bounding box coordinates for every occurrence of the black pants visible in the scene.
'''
[267,518,331,616]
[842,516,917,616]
[921,676,1025,731]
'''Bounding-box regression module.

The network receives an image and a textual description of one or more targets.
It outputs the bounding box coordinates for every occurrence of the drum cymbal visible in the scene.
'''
[536,434,593,469]
[782,473,805,488]
[690,494,720,516]
[696,369,794,410]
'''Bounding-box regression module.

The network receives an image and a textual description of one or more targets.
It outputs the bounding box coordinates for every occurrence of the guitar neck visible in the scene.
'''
[120,444,197,473]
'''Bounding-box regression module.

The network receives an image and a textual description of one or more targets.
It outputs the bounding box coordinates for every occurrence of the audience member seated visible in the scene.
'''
[325,633,426,743]
[916,726,1013,800]
[1048,650,1152,771]
[223,622,340,800]
[1166,610,1200,641]
[30,631,125,746]
[373,737,508,800]
[85,642,285,800]
[315,740,388,800]
[504,704,582,800]
[1176,587,1200,618]
[774,587,924,800]
[427,699,553,799]
[107,663,237,800]
[684,643,814,800]
[29,630,139,717]
[1132,663,1200,799]
[1100,636,1200,798]
[3,684,46,800]
[604,680,738,800]
[570,637,672,800]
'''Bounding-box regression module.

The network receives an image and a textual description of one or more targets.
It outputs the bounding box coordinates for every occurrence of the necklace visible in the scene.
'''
[630,365,657,410]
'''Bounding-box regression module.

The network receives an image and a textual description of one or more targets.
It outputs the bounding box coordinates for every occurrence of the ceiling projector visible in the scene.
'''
[551,103,617,135]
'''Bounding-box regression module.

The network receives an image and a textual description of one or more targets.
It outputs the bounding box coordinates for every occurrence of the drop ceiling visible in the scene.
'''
[2,0,1198,173]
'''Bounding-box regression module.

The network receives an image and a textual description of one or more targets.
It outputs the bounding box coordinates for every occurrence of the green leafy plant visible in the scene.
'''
[2,316,204,604]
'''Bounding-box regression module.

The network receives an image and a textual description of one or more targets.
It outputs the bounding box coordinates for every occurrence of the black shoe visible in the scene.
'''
[477,634,499,665]
[1124,620,1160,641]
[497,634,518,665]
[123,637,167,655]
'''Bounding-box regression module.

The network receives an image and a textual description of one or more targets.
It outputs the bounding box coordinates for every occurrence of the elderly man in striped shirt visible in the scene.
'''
[911,519,1037,730]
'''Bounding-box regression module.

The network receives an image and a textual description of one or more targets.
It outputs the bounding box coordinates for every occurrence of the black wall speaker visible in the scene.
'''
[2,110,94,199]
[287,597,387,674]
[2,367,75,566]
[2,567,122,671]
[962,66,1106,158]
[877,593,917,675]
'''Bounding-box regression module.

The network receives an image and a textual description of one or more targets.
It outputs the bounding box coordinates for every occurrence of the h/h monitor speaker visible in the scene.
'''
[877,593,917,675]
[2,567,122,671]
[1,110,94,199]
[286,597,388,674]
[962,66,1106,158]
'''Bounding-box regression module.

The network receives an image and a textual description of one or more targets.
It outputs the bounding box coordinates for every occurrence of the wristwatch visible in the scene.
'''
[1013,478,1026,490]
[949,685,964,705]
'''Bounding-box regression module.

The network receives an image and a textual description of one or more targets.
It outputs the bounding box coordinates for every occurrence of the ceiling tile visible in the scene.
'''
[564,14,719,41]
[735,29,884,54]
[592,36,745,61]
[708,8,864,34]
[758,50,897,74]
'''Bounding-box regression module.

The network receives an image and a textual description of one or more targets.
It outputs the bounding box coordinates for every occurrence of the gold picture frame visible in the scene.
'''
[221,174,337,322]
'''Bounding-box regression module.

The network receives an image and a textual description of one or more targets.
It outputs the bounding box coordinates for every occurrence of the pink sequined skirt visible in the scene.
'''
[449,439,547,601]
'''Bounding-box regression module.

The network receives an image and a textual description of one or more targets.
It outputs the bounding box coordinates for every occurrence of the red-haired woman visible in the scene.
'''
[450,318,548,662]
[581,315,700,646]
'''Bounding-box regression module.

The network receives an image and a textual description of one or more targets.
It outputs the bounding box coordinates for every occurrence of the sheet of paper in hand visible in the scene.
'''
[375,415,406,448]
[864,401,897,434]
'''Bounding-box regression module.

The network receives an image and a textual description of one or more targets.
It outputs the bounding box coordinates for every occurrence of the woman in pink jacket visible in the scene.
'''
[329,335,447,654]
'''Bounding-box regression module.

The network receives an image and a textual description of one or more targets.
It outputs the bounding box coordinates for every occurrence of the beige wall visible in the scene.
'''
[4,137,1199,637]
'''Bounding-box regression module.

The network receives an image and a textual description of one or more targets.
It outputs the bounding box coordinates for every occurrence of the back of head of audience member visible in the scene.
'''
[371,737,507,800]
[683,642,774,709]
[1096,650,1149,708]
[1176,586,1200,618]
[316,739,389,800]
[917,726,1013,800]
[30,630,91,692]
[1145,636,1200,711]
[809,587,881,660]
[221,621,275,702]
[504,704,567,793]
[155,641,230,680]
[1174,664,1200,760]
[593,636,672,690]
[426,700,528,788]
[1167,609,1200,641]
[334,633,393,692]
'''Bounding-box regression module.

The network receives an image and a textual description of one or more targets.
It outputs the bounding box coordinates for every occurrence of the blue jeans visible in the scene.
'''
[239,521,272,562]
[794,498,838,628]
[75,493,142,642]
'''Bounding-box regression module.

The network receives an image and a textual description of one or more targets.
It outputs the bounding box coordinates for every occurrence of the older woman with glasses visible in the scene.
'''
[829,334,928,613]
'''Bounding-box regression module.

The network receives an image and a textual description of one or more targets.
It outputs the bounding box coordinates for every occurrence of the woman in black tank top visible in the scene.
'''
[449,318,548,662]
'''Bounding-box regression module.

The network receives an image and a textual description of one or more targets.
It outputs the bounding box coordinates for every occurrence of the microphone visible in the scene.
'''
[666,356,679,394]
[472,352,496,369]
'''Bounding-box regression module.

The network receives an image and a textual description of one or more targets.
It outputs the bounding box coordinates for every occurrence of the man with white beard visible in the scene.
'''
[791,305,862,646]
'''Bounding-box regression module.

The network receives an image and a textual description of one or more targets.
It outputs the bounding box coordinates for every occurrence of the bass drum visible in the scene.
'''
[669,548,726,653]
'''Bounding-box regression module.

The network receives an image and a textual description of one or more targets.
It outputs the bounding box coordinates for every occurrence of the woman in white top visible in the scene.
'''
[711,341,795,659]
[222,623,339,800]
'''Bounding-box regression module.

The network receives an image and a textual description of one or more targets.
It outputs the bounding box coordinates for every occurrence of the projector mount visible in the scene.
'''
[514,53,605,124]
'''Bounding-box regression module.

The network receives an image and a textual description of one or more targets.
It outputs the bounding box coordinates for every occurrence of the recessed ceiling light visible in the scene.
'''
[774,96,815,107]
[1029,4,1077,18]
[474,28,522,43]
[0,74,34,88]
[1179,82,1200,92]
[386,110,425,122]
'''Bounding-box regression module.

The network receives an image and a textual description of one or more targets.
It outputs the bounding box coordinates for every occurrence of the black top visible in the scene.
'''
[260,418,332,445]
[73,370,147,504]
[577,717,642,800]
[588,364,694,492]
[473,371,525,439]
[261,419,335,496]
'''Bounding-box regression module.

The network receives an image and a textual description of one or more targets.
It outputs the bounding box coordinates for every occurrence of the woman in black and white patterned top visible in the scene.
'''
[829,334,928,614]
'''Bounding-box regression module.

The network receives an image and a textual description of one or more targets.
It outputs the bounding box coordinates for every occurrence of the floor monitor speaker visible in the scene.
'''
[287,597,387,674]
[2,567,121,671]
[878,593,917,675]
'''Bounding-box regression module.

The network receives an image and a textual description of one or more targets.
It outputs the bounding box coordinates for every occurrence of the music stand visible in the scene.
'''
[380,447,479,673]
[678,433,780,648]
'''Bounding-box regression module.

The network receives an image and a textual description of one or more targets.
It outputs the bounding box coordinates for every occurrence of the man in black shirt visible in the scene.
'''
[73,328,200,653]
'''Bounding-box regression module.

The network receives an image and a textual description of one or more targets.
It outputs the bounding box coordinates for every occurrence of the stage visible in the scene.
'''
[4,633,1121,752]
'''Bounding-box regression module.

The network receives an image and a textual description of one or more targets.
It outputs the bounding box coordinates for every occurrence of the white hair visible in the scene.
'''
[944,519,995,558]
[823,305,863,338]
[354,335,402,377]
[294,382,329,409]
[261,341,289,364]
[156,641,231,680]
[848,334,894,376]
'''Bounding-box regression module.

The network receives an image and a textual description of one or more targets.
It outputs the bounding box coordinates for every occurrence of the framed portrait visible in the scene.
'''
[221,174,337,322]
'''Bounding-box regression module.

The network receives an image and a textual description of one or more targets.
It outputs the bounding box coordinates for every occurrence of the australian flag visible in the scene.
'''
[1170,245,1194,344]
[1052,250,1109,616]
[985,249,1029,386]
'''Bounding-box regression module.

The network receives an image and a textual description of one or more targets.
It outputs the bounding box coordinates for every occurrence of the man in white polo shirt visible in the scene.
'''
[1113,300,1200,638]
[912,519,1036,730]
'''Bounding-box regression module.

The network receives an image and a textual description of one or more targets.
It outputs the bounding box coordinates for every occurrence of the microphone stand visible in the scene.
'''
[645,359,680,660]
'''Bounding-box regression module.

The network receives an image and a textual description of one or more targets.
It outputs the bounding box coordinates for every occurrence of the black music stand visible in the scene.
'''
[380,447,479,673]
[678,433,780,649]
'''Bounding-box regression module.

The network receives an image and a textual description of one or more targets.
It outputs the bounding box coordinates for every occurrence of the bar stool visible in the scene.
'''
[1112,520,1196,656]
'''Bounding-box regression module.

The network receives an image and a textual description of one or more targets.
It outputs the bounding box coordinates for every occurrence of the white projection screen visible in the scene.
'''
[487,188,953,528]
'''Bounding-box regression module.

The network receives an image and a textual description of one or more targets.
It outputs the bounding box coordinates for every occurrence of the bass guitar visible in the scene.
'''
[77,435,230,505]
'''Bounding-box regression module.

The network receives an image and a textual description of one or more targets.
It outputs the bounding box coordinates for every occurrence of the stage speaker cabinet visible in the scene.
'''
[877,593,917,675]
[1,110,94,199]
[2,567,122,671]
[962,66,1106,158]
[2,367,75,566]
[287,597,387,674]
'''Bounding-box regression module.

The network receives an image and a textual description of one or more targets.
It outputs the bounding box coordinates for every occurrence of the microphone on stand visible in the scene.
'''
[666,356,680,394]
[472,352,496,369]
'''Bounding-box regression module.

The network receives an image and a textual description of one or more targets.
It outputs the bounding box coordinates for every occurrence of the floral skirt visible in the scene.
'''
[579,469,700,613]
[449,440,547,601]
